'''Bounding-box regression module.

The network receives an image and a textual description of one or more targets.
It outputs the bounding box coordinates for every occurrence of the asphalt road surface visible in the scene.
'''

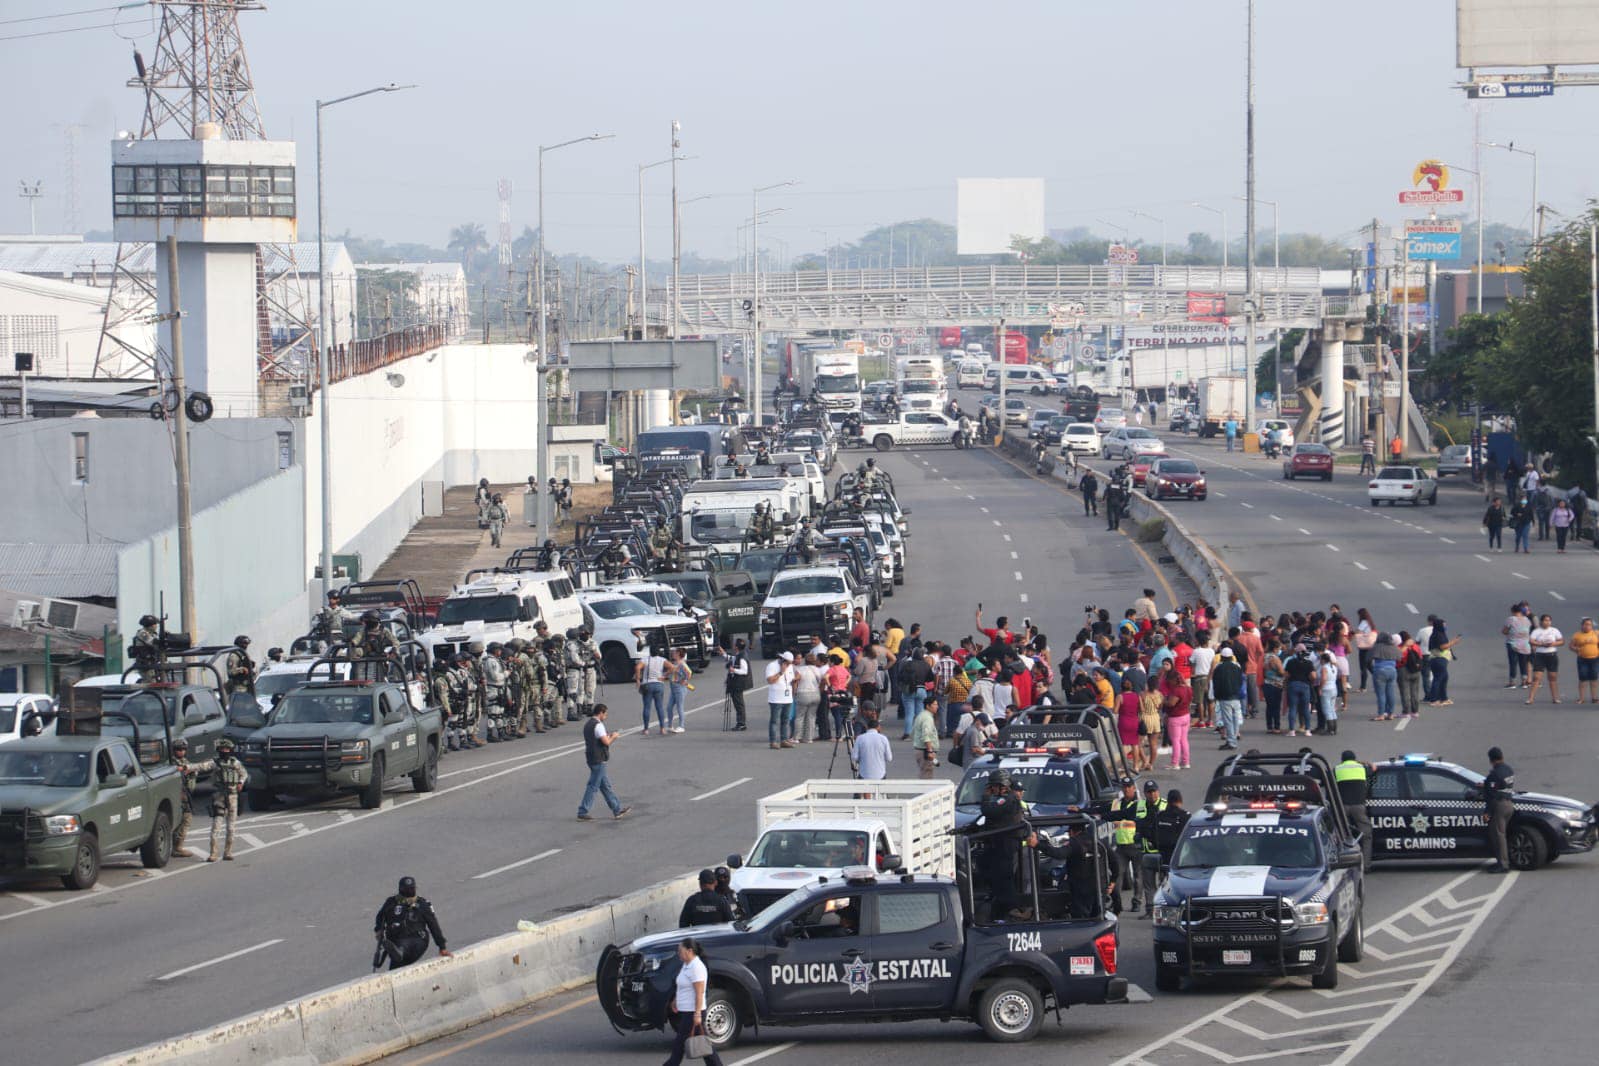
[0,442,1187,1065]
[375,423,1599,1065]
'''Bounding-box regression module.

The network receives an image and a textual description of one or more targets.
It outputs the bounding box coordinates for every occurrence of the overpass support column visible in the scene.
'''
[1319,319,1346,448]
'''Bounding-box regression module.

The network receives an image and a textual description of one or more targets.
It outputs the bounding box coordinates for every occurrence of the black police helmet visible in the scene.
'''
[714,866,731,882]
[986,769,1012,790]
[139,614,159,627]
[398,876,417,897]
[1341,749,1357,762]
[1119,776,1137,789]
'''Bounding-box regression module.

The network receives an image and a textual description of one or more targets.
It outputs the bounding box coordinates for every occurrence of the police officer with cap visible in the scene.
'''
[1133,779,1169,914]
[1484,746,1516,873]
[374,876,452,970]
[975,768,1027,920]
[1335,749,1374,869]
[679,869,736,927]
[1107,776,1146,912]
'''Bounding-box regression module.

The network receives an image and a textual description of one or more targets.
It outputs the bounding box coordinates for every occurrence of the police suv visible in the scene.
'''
[1152,752,1365,992]
[954,713,1130,832]
[1365,754,1597,869]
[599,823,1126,1051]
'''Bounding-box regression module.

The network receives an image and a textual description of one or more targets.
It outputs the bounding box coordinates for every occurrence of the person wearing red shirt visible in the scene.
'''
[974,607,1017,648]
[1171,636,1194,681]
[1233,617,1265,715]
[1009,658,1034,710]
[849,608,870,650]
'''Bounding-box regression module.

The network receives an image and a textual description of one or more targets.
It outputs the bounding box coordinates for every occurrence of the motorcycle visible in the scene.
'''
[954,427,975,450]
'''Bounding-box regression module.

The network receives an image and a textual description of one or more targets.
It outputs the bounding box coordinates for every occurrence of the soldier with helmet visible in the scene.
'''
[374,876,452,971]
[481,642,509,742]
[313,590,353,648]
[225,635,256,696]
[859,456,881,491]
[450,652,480,749]
[748,501,776,548]
[571,627,601,718]
[129,613,162,671]
[431,659,456,750]
[485,492,509,549]
[170,737,214,858]
[352,611,398,680]
[207,737,248,862]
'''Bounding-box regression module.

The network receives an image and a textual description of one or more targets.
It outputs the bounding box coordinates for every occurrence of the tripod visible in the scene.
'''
[825,695,859,780]
[723,693,736,731]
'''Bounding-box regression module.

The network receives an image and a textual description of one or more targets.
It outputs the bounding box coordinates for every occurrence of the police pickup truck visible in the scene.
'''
[1365,753,1597,869]
[1152,752,1365,992]
[955,711,1131,831]
[599,818,1126,1052]
[0,711,181,889]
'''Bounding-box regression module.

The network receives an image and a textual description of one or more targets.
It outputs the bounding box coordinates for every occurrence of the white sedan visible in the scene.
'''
[1368,465,1437,506]
[1060,423,1101,454]
[1094,407,1127,433]
[1101,426,1167,460]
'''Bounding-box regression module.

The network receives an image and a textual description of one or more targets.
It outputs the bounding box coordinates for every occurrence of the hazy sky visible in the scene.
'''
[2,0,1594,264]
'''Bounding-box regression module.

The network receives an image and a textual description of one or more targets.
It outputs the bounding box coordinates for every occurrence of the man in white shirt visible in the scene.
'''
[852,712,893,780]
[1188,641,1216,725]
[765,652,796,749]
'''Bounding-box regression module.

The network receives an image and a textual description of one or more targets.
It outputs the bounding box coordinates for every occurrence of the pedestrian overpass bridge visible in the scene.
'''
[668,264,1328,334]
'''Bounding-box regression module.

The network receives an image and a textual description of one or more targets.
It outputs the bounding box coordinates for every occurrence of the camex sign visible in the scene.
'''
[1405,220,1462,261]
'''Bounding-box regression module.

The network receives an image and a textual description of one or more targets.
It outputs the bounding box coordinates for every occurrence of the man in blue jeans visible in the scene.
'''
[766,652,796,749]
[1282,644,1316,737]
[577,705,630,821]
[635,647,668,735]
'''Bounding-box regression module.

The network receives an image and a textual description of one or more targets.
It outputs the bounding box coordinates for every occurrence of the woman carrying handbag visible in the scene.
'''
[663,937,724,1066]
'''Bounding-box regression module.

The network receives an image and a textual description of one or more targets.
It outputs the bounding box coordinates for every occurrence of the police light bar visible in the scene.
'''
[1400,753,1437,765]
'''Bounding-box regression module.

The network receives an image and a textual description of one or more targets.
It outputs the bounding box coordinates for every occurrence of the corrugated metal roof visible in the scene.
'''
[0,241,347,279]
[0,543,119,598]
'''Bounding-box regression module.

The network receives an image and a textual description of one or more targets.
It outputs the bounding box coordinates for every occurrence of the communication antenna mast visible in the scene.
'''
[497,179,513,268]
[94,0,313,391]
[59,124,84,234]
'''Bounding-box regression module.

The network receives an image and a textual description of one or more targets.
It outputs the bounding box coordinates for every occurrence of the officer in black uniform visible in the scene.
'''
[373,876,452,970]
[1138,786,1190,909]
[713,865,742,919]
[679,869,736,927]
[974,769,1027,921]
[1027,823,1107,919]
[1484,746,1516,873]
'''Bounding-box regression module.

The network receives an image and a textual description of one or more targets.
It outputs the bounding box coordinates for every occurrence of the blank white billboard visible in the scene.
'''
[1457,0,1599,67]
[957,178,1045,256]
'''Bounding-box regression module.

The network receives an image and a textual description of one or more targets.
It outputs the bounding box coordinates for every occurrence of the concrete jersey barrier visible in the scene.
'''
[93,870,699,1066]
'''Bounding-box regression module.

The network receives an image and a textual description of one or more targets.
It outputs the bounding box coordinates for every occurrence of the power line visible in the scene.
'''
[0,3,141,27]
[0,19,127,42]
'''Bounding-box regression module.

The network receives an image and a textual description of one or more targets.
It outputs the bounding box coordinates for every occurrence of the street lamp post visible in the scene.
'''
[1480,140,1538,244]
[751,181,796,424]
[1130,210,1170,402]
[1442,159,1485,312]
[537,133,613,542]
[315,82,414,603]
[1192,201,1231,375]
[638,154,695,339]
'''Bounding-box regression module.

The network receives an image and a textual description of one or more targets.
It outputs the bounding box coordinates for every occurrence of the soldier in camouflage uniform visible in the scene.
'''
[531,636,559,731]
[431,660,456,751]
[572,627,601,717]
[544,633,568,724]
[481,643,509,742]
[508,640,538,735]
[352,611,398,680]
[170,737,214,858]
[207,737,248,862]
[129,613,162,673]
[450,652,479,749]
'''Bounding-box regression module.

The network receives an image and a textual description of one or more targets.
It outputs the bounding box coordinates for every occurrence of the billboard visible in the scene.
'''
[1457,0,1599,68]
[956,178,1045,256]
[1406,220,1464,260]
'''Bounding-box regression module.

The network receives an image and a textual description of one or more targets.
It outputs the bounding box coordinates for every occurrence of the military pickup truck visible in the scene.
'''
[228,668,443,811]
[600,815,1126,1051]
[0,711,181,889]
[651,569,760,648]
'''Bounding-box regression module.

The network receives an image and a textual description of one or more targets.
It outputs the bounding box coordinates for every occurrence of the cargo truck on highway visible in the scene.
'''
[1194,374,1246,438]
[726,779,955,915]
[797,350,862,413]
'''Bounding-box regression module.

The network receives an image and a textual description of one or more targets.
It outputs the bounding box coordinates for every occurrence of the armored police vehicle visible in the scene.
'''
[955,713,1131,831]
[0,711,181,889]
[650,569,760,648]
[1151,752,1365,992]
[1365,753,1596,869]
[599,819,1126,1052]
[226,662,443,811]
[418,570,582,665]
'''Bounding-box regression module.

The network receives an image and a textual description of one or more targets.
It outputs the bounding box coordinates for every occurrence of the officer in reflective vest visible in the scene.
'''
[1336,750,1374,869]
[1133,780,1170,914]
[1107,777,1146,912]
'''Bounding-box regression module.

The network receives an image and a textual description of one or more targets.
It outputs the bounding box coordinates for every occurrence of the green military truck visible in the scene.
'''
[227,666,443,812]
[654,569,760,649]
[0,711,181,889]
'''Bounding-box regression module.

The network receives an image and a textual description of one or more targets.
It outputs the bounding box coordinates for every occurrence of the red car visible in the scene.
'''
[1128,452,1168,487]
[1282,442,1334,481]
[1145,457,1207,500]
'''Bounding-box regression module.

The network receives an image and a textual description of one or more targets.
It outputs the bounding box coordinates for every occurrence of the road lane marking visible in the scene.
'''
[1002,533,1012,541]
[1019,593,1029,603]
[1381,580,1395,589]
[1474,554,1493,564]
[1395,717,1410,731]
[729,1044,801,1066]
[1270,514,1282,521]
[1241,501,1254,509]
[1014,571,1024,581]
[1511,571,1529,580]
[1213,491,1227,498]
[1010,551,1019,559]
[1439,537,1455,544]
[1299,527,1312,535]
[966,494,976,500]
[159,938,284,980]
[1549,590,1566,601]
[690,777,754,802]
[980,506,990,513]
[1353,561,1368,571]
[1405,603,1419,614]
[400,993,599,1065]
[993,519,1003,526]
[5,892,54,909]
[237,832,265,850]
[472,849,563,880]
[1326,544,1340,552]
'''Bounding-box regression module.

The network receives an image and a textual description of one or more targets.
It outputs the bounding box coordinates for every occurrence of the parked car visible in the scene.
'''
[1369,465,1437,506]
[1436,444,1473,478]
[1283,442,1334,481]
[1100,426,1166,460]
[1145,457,1208,500]
[1060,422,1101,454]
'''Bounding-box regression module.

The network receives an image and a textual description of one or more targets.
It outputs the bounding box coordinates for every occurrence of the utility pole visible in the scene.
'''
[17,180,43,235]
[1400,235,1411,458]
[1242,0,1257,434]
[671,120,682,340]
[1591,222,1598,502]
[996,315,1007,445]
[164,234,197,641]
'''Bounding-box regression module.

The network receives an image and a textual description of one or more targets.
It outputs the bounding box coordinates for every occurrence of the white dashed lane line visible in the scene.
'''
[1405,602,1420,614]
[158,939,284,981]
[1326,544,1340,552]
[1511,571,1529,580]
[1010,551,1019,559]
[1270,514,1283,521]
[689,777,753,802]
[1381,580,1396,590]
[1353,561,1369,571]
[1241,502,1254,509]
[1439,536,1455,544]
[1550,591,1566,601]
[1299,527,1312,535]
[472,848,563,881]
[1013,571,1024,582]
[1474,554,1493,564]
[992,519,1003,527]
[1002,533,1012,542]
[980,506,990,513]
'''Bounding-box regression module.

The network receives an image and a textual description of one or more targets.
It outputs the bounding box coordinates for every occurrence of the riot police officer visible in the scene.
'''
[679,869,736,927]
[1107,777,1146,911]
[373,876,452,970]
[713,865,742,918]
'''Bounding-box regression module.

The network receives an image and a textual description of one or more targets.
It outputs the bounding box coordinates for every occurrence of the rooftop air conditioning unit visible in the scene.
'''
[11,600,41,628]
[43,598,81,631]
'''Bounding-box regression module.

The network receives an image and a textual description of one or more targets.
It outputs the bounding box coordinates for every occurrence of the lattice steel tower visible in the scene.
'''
[94,0,312,387]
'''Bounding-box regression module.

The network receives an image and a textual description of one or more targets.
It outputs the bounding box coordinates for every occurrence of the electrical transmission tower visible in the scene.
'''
[93,0,313,387]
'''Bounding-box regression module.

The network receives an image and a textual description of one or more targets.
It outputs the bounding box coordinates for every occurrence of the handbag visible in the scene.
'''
[686,1025,713,1059]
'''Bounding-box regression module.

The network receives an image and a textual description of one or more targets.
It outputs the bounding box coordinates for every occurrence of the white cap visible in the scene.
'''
[1219,647,1235,658]
[780,651,794,661]
[1163,612,1179,623]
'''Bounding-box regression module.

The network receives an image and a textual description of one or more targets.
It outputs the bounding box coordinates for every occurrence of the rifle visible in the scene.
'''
[372,932,398,972]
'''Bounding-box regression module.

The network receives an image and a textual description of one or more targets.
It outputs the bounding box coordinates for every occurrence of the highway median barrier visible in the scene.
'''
[91,870,699,1066]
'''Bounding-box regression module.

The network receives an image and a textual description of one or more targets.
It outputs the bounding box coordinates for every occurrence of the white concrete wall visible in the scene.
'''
[301,343,538,584]
[0,271,150,378]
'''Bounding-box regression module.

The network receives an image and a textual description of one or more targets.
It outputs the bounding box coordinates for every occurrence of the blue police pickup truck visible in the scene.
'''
[1152,752,1365,992]
[599,816,1126,1052]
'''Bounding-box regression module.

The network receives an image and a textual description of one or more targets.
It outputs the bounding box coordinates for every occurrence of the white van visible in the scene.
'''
[419,571,583,662]
[955,359,987,389]
[982,364,1059,394]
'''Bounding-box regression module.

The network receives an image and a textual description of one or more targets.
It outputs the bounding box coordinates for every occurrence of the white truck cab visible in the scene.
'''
[419,571,582,663]
[678,478,813,555]
[575,589,710,682]
[0,693,57,744]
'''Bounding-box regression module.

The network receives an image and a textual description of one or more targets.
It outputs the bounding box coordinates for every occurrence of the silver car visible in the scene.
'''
[1101,426,1166,460]
[1436,444,1473,478]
